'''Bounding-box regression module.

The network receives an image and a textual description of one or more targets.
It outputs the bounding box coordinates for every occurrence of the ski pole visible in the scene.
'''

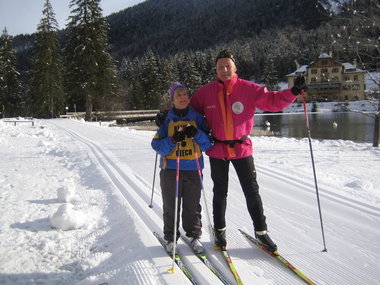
[191,140,214,244]
[149,152,158,208]
[301,90,327,252]
[168,142,181,273]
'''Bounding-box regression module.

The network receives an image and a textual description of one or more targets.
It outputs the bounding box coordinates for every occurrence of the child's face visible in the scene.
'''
[172,88,189,110]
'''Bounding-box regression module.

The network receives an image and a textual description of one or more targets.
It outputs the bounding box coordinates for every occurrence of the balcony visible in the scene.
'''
[308,82,341,90]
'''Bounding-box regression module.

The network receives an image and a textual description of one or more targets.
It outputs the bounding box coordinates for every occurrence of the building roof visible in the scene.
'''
[318,52,332,59]
[286,65,307,77]
[342,62,365,73]
[287,53,366,76]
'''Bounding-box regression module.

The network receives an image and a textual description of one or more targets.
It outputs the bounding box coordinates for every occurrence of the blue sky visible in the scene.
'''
[0,0,145,36]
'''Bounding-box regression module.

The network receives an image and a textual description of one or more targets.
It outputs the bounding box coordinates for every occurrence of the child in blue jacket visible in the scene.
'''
[151,82,212,254]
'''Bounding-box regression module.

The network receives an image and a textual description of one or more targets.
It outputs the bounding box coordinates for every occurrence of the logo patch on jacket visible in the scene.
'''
[232,101,244,114]
[166,120,200,160]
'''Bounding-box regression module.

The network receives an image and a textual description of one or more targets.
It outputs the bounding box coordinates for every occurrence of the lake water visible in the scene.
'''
[254,112,376,143]
[129,112,377,144]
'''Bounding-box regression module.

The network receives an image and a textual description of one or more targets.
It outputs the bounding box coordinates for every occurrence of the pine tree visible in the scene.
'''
[180,52,203,92]
[194,50,214,86]
[29,0,64,118]
[158,57,177,109]
[140,49,162,109]
[262,55,280,91]
[119,57,136,109]
[0,28,22,117]
[130,81,144,110]
[65,0,119,121]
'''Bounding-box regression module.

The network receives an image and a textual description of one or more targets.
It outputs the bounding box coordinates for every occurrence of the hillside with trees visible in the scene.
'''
[106,0,329,59]
[1,0,379,115]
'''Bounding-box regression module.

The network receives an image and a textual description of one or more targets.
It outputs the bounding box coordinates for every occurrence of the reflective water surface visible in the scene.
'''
[254,112,376,143]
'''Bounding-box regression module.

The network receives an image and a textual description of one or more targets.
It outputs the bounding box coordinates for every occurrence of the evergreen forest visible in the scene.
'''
[0,0,379,119]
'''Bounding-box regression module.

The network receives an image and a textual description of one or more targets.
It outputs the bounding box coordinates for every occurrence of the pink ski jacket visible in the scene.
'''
[190,76,297,160]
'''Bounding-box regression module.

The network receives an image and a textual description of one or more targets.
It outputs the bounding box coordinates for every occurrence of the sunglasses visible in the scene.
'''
[215,50,235,63]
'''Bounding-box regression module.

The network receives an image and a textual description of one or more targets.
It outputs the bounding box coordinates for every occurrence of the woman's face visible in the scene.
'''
[172,88,189,109]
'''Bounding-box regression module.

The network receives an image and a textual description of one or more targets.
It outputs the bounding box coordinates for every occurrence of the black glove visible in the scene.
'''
[155,110,168,127]
[184,124,198,138]
[291,76,308,95]
[172,129,186,143]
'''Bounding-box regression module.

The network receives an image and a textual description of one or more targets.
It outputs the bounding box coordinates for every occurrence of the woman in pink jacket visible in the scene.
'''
[190,50,306,252]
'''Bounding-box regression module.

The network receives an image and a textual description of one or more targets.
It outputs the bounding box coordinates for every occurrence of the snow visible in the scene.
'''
[49,204,86,231]
[56,179,77,203]
[318,0,350,14]
[0,111,379,284]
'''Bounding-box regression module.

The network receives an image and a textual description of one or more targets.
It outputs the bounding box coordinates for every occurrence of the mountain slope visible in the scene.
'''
[107,0,329,59]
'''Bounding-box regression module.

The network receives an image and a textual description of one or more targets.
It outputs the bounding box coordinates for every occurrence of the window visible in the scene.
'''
[343,76,350,81]
[321,68,328,74]
[321,77,329,83]
[352,84,360,90]
[321,60,328,65]
[331,76,339,82]
[311,77,317,83]
[354,75,358,81]
[311,69,317,74]
[332,68,339,73]
[343,84,351,90]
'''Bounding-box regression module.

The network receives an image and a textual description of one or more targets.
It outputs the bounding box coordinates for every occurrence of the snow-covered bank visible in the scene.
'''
[0,120,177,285]
[283,99,378,113]
[0,119,379,284]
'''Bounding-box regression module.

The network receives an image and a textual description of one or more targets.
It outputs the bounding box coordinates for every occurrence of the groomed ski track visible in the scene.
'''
[47,119,380,285]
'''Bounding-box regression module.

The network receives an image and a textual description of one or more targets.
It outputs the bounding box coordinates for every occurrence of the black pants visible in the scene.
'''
[160,169,202,242]
[209,156,267,231]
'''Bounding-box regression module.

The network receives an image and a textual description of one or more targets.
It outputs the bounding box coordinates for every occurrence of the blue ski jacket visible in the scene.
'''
[151,107,212,170]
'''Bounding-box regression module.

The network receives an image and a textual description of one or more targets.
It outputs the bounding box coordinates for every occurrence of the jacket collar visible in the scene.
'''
[215,73,238,86]
[172,106,189,118]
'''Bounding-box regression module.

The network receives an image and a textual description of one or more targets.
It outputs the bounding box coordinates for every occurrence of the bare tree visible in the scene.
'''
[325,0,380,146]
